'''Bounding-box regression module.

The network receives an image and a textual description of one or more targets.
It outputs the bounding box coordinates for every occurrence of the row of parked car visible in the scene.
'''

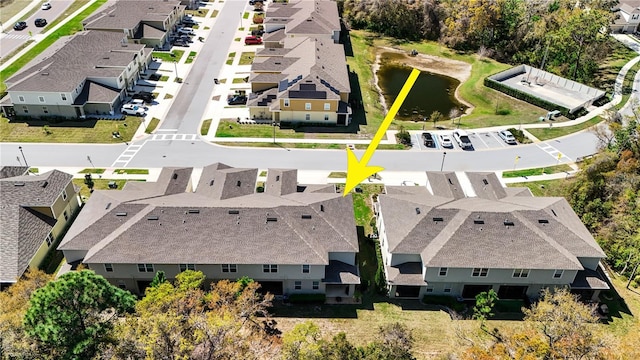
[120,92,154,116]
[422,129,517,150]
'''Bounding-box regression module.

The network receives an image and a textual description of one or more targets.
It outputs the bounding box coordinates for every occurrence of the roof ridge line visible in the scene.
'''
[272,207,327,263]
[420,210,469,265]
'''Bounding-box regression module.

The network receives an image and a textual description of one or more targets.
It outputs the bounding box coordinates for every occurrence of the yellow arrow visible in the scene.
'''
[343,68,420,196]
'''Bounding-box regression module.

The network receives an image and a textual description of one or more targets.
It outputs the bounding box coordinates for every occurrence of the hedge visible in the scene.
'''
[287,293,326,304]
[422,295,465,312]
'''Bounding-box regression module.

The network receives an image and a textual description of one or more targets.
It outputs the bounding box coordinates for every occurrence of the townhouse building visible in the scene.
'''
[612,0,640,33]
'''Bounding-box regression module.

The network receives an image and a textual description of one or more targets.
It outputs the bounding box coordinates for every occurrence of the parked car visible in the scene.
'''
[244,36,262,45]
[121,104,145,116]
[181,18,197,26]
[173,39,189,47]
[130,99,149,110]
[498,130,517,145]
[132,92,154,103]
[13,21,27,30]
[227,95,247,105]
[453,130,473,150]
[177,27,195,36]
[34,18,47,27]
[41,2,51,10]
[422,132,435,147]
[439,134,453,148]
[251,29,265,36]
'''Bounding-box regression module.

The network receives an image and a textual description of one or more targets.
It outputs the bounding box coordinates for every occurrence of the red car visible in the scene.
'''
[244,36,262,45]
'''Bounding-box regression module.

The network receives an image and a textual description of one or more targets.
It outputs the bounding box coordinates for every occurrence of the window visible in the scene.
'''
[443,284,452,293]
[324,103,330,110]
[312,281,319,290]
[117,281,126,290]
[439,267,448,277]
[18,96,25,102]
[263,264,278,273]
[305,103,311,110]
[222,264,237,273]
[138,264,154,272]
[513,269,529,278]
[61,94,67,101]
[284,99,290,107]
[305,114,310,121]
[23,106,28,114]
[62,189,68,201]
[38,96,45,103]
[324,114,329,121]
[42,106,48,114]
[294,281,302,290]
[46,233,54,246]
[63,211,68,221]
[426,286,434,293]
[302,264,310,273]
[553,270,564,279]
[472,268,489,277]
[179,264,195,272]
[105,263,114,272]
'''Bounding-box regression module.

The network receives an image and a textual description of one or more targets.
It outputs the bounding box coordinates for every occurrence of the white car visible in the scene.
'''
[41,2,51,10]
[130,99,149,109]
[498,130,517,145]
[121,104,145,116]
[176,27,195,36]
[439,134,453,148]
[453,129,473,150]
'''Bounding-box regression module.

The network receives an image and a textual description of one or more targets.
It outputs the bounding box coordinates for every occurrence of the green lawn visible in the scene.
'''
[506,178,571,197]
[159,75,169,82]
[502,164,573,178]
[145,118,160,133]
[210,10,219,18]
[185,51,197,64]
[615,59,640,111]
[328,171,347,178]
[113,168,149,175]
[243,12,249,19]
[78,168,106,174]
[152,50,185,62]
[593,38,639,96]
[41,0,90,32]
[232,78,247,83]
[527,116,603,141]
[164,93,174,99]
[0,0,108,93]
[0,116,141,143]
[72,178,128,199]
[215,142,344,149]
[215,120,304,138]
[200,119,212,136]
[239,52,254,65]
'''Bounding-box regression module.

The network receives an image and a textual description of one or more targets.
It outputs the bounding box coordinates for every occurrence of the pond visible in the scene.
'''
[377,52,466,121]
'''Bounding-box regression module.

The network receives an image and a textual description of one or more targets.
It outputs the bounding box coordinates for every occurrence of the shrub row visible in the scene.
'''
[287,293,326,304]
[484,77,572,117]
[422,295,465,312]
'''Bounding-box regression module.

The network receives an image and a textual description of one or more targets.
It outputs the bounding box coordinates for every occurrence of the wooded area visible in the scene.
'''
[340,0,617,85]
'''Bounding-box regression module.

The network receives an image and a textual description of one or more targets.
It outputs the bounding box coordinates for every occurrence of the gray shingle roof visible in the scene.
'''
[60,164,357,267]
[387,262,424,286]
[379,172,605,271]
[84,0,182,31]
[1,170,73,283]
[324,260,360,284]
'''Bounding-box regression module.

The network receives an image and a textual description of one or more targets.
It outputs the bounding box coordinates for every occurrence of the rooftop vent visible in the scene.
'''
[172,173,178,180]
[301,214,312,219]
[320,204,324,212]
[266,217,278,222]
[415,207,421,214]
[551,209,557,217]
[116,212,127,217]
[538,219,549,224]
[105,202,112,210]
[14,182,25,186]
[147,216,159,221]
[474,219,484,225]
[236,181,241,187]
[448,178,453,185]
[433,217,444,222]
[228,210,240,215]
[275,62,281,65]
[210,179,215,186]
[482,179,489,185]
[187,209,200,214]
[504,220,515,227]
[41,72,49,76]
[41,181,48,188]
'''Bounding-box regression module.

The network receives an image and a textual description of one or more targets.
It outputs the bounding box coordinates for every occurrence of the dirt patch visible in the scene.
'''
[373,47,473,114]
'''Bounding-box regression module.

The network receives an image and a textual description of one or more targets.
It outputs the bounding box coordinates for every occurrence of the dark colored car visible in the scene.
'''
[422,132,434,147]
[13,21,27,30]
[132,92,154,104]
[251,29,265,36]
[34,18,47,27]
[249,0,264,5]
[227,95,247,105]
[181,19,197,26]
[173,39,189,47]
[244,36,262,45]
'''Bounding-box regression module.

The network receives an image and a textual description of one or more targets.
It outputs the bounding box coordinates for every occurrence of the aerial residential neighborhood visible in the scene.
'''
[1,0,640,359]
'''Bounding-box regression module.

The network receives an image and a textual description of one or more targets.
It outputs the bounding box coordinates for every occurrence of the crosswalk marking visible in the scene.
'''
[537,143,572,162]
[149,133,197,141]
[1,33,31,40]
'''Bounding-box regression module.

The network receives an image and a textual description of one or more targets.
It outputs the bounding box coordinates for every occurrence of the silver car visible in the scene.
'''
[439,134,453,148]
[498,130,517,145]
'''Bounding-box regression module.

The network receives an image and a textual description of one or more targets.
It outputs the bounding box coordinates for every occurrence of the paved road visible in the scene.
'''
[0,0,74,59]
[159,0,245,133]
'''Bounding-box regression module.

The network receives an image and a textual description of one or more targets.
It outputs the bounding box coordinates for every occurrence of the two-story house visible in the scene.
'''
[375,171,608,302]
[83,0,185,49]
[611,0,640,33]
[58,163,360,301]
[246,0,351,126]
[0,167,80,289]
[1,31,151,120]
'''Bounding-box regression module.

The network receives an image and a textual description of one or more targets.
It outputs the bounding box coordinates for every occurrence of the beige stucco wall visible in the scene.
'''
[281,98,336,112]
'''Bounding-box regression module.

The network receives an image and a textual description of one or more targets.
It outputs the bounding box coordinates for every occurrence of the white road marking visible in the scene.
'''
[536,143,573,162]
[489,132,507,147]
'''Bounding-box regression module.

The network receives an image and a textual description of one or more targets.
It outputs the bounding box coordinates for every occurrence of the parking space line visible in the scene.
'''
[472,132,489,148]
[490,132,507,147]
[413,134,423,150]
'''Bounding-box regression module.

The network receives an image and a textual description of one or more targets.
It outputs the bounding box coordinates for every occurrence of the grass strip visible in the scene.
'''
[239,52,254,65]
[113,168,149,174]
[502,164,573,178]
[527,116,602,141]
[145,117,160,133]
[78,168,105,174]
[41,0,89,32]
[152,50,185,62]
[200,119,212,135]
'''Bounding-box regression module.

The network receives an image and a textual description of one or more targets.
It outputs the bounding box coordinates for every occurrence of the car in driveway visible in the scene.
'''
[498,130,517,145]
[421,132,435,147]
[34,18,47,27]
[130,99,149,110]
[41,2,51,10]
[227,95,247,105]
[177,27,195,36]
[439,134,453,148]
[132,91,154,103]
[13,21,27,30]
[244,36,263,45]
[173,39,189,47]
[121,104,146,116]
[453,129,473,150]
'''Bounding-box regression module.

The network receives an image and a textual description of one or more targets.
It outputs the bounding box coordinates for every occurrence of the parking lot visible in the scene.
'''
[412,130,520,151]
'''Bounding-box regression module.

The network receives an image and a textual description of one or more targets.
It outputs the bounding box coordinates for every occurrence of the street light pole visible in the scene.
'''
[273,121,276,144]
[240,12,243,28]
[173,61,179,80]
[18,146,29,168]
[440,151,447,171]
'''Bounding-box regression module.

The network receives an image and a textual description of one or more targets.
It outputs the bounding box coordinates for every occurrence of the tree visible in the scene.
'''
[0,269,53,359]
[362,323,415,360]
[395,126,412,146]
[149,270,167,288]
[429,110,443,128]
[23,270,136,360]
[473,289,498,324]
[320,332,361,360]
[83,173,94,191]
[282,321,323,360]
